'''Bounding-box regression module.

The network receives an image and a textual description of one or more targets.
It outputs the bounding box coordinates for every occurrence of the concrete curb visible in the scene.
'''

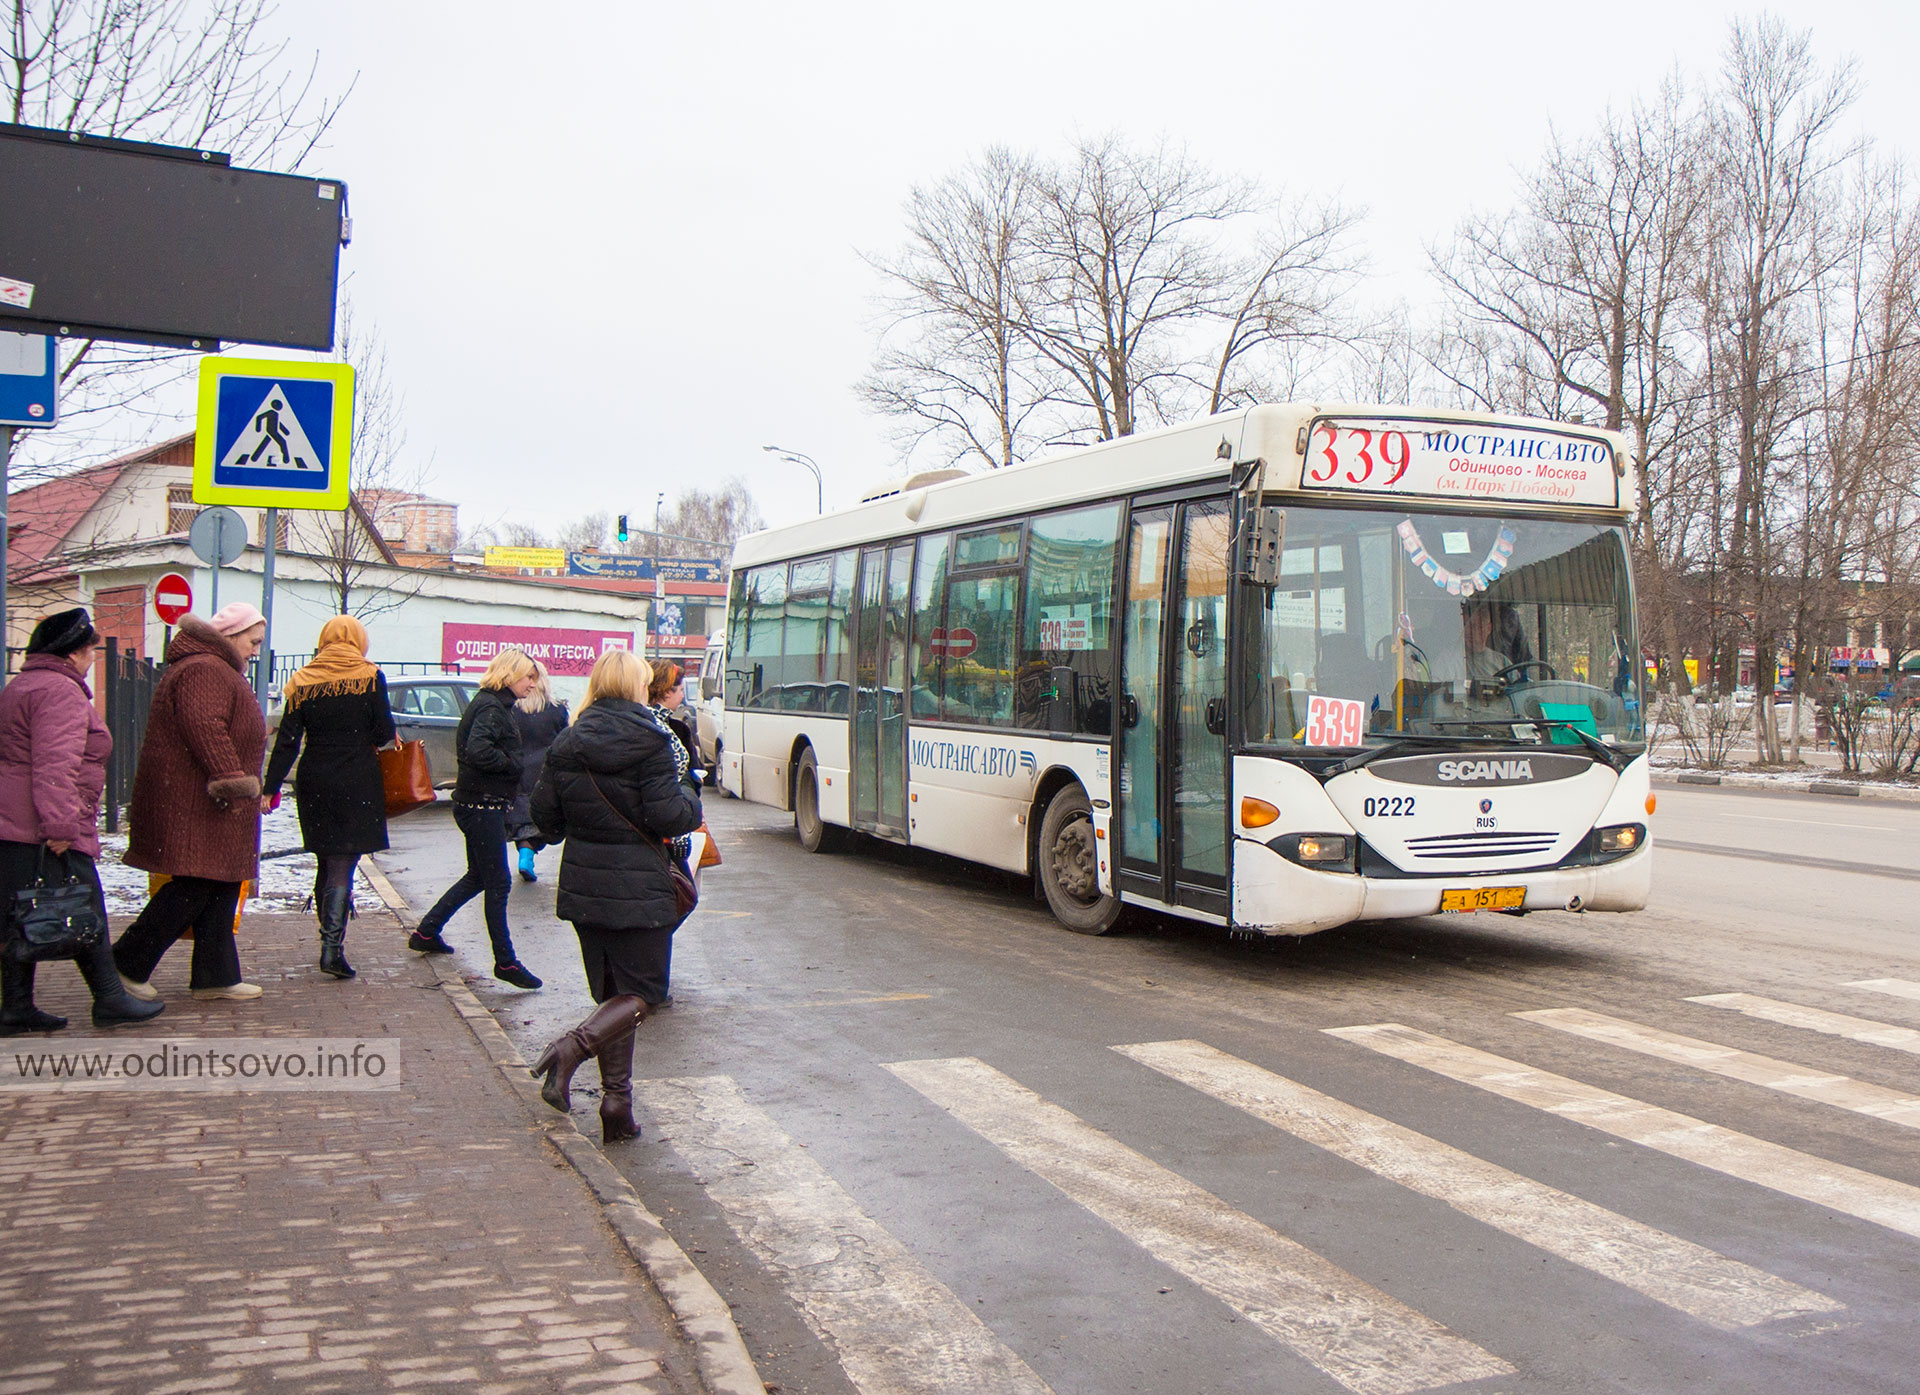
[1653,770,1920,804]
[358,857,765,1395]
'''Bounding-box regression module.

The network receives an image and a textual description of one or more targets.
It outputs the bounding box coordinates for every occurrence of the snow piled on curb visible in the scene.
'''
[96,804,381,916]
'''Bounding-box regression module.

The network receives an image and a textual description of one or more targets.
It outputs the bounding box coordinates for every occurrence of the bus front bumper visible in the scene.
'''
[1231,838,1653,937]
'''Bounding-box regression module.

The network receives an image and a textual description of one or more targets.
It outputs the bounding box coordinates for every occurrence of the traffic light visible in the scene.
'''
[616,514,628,544]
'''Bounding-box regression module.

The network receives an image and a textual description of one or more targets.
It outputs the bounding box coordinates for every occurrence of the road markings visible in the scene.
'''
[1847,978,1920,1003]
[886,1054,1512,1395]
[1688,993,1920,1056]
[1326,1023,1920,1241]
[1516,1008,1920,1130]
[1116,1039,1838,1331]
[636,1074,1054,1395]
[1719,812,1893,831]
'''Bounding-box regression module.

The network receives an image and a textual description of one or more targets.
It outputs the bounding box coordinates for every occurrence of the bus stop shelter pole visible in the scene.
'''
[255,506,277,712]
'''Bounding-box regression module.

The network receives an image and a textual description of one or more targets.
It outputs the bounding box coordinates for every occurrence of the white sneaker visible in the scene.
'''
[190,982,265,1001]
[119,974,160,1001]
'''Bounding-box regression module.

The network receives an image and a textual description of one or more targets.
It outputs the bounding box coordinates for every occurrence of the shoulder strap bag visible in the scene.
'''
[4,849,107,964]
[586,773,698,921]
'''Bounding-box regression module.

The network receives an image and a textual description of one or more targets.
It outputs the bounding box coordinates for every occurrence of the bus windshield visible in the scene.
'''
[1239,507,1643,750]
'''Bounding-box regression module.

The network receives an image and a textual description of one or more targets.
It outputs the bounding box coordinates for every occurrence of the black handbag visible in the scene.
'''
[4,850,107,964]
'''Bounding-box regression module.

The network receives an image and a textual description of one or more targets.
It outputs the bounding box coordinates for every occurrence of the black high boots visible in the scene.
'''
[318,887,354,979]
[74,934,164,1028]
[530,996,649,1114]
[0,960,67,1035]
[597,1027,639,1143]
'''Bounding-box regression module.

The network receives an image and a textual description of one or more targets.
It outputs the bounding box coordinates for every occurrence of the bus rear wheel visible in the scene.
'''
[1039,784,1121,934]
[794,750,842,853]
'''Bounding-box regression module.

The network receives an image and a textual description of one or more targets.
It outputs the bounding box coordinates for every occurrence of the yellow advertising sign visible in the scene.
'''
[484,546,567,571]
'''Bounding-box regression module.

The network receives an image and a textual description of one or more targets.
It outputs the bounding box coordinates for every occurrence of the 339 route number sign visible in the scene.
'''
[1298,416,1621,508]
[1305,694,1367,749]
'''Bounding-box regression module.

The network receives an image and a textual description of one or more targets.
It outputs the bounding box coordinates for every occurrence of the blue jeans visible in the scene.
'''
[418,804,517,965]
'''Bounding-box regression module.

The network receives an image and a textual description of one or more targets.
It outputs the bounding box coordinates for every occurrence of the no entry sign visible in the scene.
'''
[153,572,192,625]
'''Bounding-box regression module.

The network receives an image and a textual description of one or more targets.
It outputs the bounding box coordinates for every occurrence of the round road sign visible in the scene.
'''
[188,505,247,568]
[153,573,193,626]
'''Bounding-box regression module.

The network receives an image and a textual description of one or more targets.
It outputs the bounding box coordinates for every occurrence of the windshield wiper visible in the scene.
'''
[1514,719,1632,772]
[1321,731,1516,777]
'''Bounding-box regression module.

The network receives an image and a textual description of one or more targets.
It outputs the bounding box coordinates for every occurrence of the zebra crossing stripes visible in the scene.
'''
[1846,978,1920,1003]
[1115,1039,1839,1331]
[1326,1023,1920,1240]
[634,1074,1055,1395]
[885,1055,1513,1395]
[1687,993,1920,1055]
[1515,1008,1920,1130]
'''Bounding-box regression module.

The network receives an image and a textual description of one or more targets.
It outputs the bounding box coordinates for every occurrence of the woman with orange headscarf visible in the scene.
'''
[263,615,397,979]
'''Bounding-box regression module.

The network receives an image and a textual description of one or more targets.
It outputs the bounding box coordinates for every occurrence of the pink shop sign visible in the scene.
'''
[440,623,634,678]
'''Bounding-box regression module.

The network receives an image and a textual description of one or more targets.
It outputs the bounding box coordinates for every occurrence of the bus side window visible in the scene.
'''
[911,535,951,719]
[1017,502,1120,734]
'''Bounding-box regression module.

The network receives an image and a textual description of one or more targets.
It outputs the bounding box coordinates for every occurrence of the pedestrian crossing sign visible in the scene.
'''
[192,356,354,510]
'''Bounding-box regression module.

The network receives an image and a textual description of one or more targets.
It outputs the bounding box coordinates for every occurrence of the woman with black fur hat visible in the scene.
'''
[0,608,164,1034]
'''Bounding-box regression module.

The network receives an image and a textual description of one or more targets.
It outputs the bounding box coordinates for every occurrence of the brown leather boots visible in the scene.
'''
[530,995,652,1142]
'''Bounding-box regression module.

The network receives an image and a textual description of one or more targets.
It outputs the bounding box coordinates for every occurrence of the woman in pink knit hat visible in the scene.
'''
[113,603,270,1001]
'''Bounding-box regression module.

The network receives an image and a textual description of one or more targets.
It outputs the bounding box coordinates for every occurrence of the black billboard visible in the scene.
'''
[0,123,348,351]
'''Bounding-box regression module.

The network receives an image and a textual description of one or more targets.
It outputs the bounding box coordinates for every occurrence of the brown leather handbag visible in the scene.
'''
[379,740,435,817]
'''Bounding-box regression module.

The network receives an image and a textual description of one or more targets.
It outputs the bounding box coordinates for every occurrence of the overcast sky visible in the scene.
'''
[40,1,1920,539]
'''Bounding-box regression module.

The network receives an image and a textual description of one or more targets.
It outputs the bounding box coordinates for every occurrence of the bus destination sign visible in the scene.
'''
[1299,417,1620,509]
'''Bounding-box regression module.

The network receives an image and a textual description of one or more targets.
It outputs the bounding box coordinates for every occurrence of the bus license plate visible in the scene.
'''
[1440,886,1525,913]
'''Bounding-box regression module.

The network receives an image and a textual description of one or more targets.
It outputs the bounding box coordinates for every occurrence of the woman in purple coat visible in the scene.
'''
[0,609,164,1034]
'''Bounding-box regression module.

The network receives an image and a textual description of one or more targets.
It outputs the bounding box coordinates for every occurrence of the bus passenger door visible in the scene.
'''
[1116,498,1232,914]
[852,543,913,841]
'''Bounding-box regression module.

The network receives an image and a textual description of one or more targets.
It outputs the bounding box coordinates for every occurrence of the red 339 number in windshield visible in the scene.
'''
[1309,425,1413,487]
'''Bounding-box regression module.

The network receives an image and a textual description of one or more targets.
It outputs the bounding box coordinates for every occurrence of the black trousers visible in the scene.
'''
[418,803,517,965]
[113,877,244,990]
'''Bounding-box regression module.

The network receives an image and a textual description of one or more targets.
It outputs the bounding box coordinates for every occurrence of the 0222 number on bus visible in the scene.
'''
[1305,694,1367,748]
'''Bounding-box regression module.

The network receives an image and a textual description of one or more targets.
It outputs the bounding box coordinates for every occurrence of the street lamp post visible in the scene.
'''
[762,444,823,514]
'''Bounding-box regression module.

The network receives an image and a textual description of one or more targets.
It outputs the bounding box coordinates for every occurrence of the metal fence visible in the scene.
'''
[270,653,460,683]
[101,639,161,833]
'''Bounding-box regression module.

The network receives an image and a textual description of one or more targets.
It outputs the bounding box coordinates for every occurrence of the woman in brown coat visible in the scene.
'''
[113,603,270,1001]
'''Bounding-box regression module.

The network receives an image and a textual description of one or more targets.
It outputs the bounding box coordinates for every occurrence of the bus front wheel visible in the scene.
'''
[1039,785,1122,934]
[794,751,842,853]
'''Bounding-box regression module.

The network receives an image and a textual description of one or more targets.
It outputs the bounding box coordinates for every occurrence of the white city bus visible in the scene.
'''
[719,403,1651,935]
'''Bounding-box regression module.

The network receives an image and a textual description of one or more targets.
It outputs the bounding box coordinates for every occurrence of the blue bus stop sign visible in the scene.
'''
[0,333,56,428]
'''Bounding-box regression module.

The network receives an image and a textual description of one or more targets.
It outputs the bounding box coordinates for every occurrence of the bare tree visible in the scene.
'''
[640,480,764,562]
[1706,15,1859,760]
[859,148,1059,470]
[557,511,609,554]
[4,0,353,471]
[295,309,431,620]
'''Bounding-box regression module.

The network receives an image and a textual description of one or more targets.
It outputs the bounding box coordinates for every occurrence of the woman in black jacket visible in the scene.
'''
[529,648,701,1141]
[408,649,543,989]
[264,615,398,980]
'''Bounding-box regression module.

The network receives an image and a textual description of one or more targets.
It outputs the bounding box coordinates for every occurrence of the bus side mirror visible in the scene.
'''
[1240,506,1286,586]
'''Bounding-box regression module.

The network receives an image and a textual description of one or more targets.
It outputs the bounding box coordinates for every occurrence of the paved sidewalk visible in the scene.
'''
[0,905,707,1394]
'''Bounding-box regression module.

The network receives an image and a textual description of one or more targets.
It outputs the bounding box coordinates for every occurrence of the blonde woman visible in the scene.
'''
[507,662,569,882]
[528,648,701,1141]
[408,648,543,989]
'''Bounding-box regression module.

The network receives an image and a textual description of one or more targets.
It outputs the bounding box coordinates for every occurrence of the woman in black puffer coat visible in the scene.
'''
[528,648,701,1142]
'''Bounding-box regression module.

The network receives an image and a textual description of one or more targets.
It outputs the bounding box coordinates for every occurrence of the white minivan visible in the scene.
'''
[695,630,725,787]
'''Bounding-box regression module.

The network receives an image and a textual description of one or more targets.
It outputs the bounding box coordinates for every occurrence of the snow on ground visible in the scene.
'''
[96,803,382,917]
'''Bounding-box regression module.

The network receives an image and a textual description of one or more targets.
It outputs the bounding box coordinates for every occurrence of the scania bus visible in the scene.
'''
[718,403,1651,935]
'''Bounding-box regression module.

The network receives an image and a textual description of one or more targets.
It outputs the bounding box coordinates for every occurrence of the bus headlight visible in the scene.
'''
[1268,833,1356,871]
[1597,824,1644,854]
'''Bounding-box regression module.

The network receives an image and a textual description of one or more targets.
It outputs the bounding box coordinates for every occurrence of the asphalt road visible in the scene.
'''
[377,783,1920,1395]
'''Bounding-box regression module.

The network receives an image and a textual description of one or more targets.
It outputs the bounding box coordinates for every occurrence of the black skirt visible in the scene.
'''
[572,923,673,1005]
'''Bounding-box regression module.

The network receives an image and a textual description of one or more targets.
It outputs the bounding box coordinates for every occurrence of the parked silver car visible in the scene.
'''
[387,678,481,788]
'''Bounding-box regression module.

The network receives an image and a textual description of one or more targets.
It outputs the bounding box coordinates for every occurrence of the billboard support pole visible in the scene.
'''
[255,507,277,712]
